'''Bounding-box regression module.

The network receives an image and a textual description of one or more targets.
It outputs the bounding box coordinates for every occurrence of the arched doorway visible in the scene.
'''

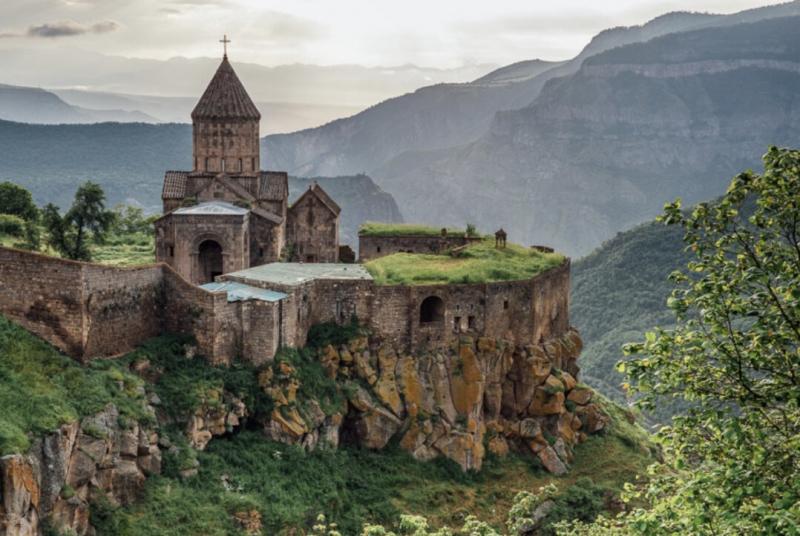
[198,240,223,284]
[420,296,445,324]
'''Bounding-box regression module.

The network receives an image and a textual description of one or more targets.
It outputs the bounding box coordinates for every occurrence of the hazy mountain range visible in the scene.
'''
[0,49,493,133]
[0,83,362,135]
[264,1,800,256]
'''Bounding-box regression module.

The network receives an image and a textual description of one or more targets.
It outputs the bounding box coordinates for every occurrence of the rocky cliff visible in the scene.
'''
[0,405,161,536]
[258,329,607,474]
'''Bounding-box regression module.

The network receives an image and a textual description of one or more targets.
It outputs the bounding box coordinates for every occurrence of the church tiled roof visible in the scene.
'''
[191,56,261,121]
[162,171,188,199]
[259,171,289,201]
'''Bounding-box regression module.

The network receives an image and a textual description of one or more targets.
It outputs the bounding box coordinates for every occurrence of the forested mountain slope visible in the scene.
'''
[0,120,402,244]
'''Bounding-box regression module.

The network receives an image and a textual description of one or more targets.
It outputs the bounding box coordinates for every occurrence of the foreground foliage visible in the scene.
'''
[566,147,800,534]
[365,239,565,285]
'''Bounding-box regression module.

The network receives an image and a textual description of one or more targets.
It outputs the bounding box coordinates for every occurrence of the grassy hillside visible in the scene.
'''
[570,219,689,422]
[0,315,151,454]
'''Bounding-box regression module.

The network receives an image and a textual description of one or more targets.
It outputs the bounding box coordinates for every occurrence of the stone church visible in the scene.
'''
[155,52,341,284]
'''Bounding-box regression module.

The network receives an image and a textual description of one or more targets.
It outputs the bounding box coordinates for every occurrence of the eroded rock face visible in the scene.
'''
[186,392,248,450]
[0,404,161,536]
[258,329,606,474]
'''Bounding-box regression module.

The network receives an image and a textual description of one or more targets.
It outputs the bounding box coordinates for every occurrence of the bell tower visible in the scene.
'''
[191,36,261,176]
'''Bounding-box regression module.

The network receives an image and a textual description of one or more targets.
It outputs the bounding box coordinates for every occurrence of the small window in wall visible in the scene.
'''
[259,247,264,257]
[453,316,461,332]
[168,246,174,257]
[239,158,243,172]
[251,157,256,170]
[468,315,476,330]
[504,299,509,310]
[204,157,209,171]
[221,158,226,172]
[377,246,381,253]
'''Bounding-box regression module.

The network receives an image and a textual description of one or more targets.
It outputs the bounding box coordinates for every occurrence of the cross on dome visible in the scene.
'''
[219,34,231,58]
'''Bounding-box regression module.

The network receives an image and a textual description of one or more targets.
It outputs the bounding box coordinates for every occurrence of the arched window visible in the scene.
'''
[420,296,445,324]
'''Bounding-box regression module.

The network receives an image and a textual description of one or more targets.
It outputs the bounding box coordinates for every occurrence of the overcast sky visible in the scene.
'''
[0,0,787,68]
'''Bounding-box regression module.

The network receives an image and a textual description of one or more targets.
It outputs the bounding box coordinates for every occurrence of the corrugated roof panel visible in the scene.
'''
[224,262,373,287]
[200,281,287,302]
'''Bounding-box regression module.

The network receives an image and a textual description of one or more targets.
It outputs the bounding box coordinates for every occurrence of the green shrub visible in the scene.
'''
[0,214,25,236]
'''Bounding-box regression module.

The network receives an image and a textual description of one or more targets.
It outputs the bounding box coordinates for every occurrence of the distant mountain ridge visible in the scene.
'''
[0,84,157,124]
[264,2,800,179]
[264,4,800,256]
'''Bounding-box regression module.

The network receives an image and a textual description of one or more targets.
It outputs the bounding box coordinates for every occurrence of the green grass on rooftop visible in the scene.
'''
[364,239,565,286]
[359,221,470,237]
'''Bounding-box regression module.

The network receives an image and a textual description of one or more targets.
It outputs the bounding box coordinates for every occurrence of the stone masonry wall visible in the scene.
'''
[366,260,570,351]
[0,248,85,357]
[81,264,164,359]
[0,247,237,363]
[358,234,482,261]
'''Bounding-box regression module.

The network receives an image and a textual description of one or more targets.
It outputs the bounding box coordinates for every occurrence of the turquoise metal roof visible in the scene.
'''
[200,281,287,303]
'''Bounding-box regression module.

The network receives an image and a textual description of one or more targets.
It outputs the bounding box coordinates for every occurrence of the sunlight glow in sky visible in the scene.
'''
[0,0,785,67]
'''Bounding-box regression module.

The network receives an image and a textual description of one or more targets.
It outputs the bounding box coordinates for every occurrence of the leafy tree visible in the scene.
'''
[42,181,114,261]
[0,181,38,221]
[563,147,800,534]
[13,220,41,251]
[111,204,155,236]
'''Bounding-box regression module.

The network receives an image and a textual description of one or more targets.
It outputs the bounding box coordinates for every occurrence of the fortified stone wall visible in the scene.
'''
[358,234,482,261]
[367,260,570,350]
[0,247,236,363]
[0,247,86,357]
[81,264,164,358]
[0,246,571,366]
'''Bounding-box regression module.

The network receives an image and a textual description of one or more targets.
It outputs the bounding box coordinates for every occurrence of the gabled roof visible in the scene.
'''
[162,171,188,199]
[251,207,283,225]
[174,201,249,216]
[191,56,261,121]
[290,183,341,216]
[258,171,288,201]
[195,174,256,203]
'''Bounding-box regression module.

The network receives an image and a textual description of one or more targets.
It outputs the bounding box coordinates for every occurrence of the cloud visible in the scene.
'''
[24,19,119,38]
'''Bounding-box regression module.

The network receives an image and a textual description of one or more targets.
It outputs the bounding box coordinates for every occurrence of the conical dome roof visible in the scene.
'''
[191,56,261,121]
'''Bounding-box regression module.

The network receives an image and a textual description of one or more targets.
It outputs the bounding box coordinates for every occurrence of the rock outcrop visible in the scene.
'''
[259,329,607,473]
[0,404,160,536]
